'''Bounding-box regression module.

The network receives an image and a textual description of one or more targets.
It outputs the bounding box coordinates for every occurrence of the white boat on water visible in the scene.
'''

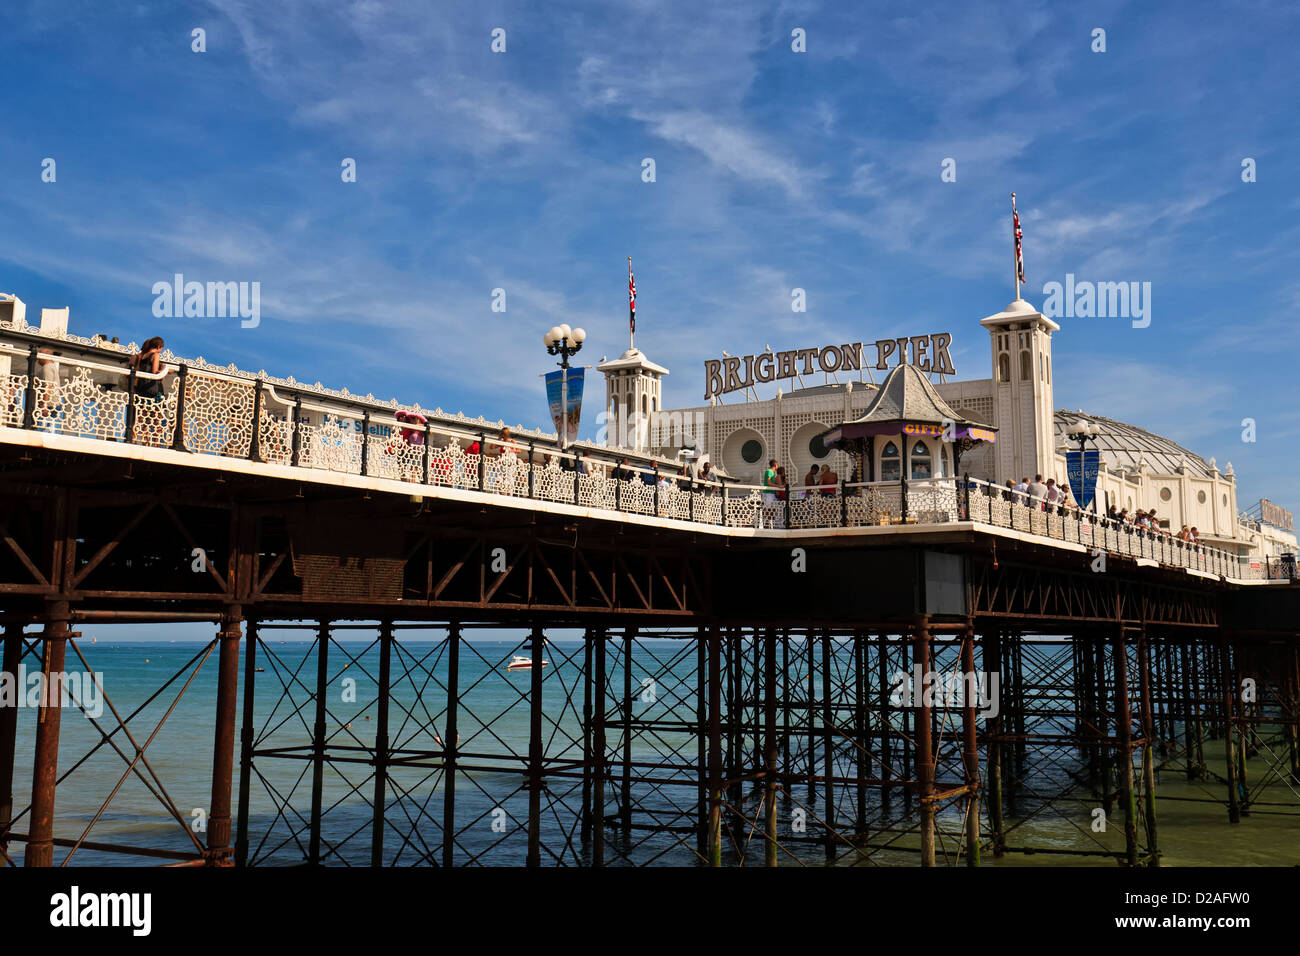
[506,655,549,671]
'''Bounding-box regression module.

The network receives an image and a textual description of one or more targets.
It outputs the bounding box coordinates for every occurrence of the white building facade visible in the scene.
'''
[600,295,1296,566]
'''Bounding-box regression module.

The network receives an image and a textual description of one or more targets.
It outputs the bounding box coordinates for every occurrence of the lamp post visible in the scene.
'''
[543,323,586,450]
[1065,419,1102,512]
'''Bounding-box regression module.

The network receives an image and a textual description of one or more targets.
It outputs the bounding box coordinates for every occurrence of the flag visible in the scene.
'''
[627,257,637,334]
[1012,193,1026,285]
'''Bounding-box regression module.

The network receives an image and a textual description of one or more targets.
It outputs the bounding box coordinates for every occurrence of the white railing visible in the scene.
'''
[0,331,1271,581]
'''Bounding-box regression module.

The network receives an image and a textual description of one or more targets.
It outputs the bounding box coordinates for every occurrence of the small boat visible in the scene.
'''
[506,655,549,671]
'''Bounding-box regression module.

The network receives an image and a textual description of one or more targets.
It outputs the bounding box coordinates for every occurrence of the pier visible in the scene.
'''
[1,322,1298,867]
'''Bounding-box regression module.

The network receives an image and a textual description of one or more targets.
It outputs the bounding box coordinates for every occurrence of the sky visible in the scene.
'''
[2,0,1298,524]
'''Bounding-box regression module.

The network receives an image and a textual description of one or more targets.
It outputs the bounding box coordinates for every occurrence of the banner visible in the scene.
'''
[545,367,584,444]
[1066,449,1100,511]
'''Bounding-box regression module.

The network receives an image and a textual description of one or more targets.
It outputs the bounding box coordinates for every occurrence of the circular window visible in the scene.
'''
[808,433,829,459]
[741,439,763,464]
[1159,487,1172,501]
[1197,490,1207,504]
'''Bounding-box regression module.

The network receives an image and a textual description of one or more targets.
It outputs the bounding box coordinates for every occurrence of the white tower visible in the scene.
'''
[597,347,668,452]
[980,298,1059,482]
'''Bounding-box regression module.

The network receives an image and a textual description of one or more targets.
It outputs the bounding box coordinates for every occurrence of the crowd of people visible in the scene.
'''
[992,472,1203,545]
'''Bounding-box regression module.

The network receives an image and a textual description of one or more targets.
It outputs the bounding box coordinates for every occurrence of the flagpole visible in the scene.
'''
[1011,192,1020,301]
[628,256,635,352]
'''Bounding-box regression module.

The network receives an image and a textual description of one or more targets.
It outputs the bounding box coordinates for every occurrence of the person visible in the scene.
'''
[1026,473,1048,509]
[1004,479,1015,503]
[1189,526,1200,544]
[760,458,780,528]
[776,466,789,502]
[805,465,820,496]
[698,460,715,492]
[396,409,427,447]
[129,337,168,444]
[677,464,691,491]
[1044,478,1059,512]
[1178,525,1191,541]
[1013,476,1030,506]
[393,409,427,482]
[1058,482,1075,513]
[819,463,838,495]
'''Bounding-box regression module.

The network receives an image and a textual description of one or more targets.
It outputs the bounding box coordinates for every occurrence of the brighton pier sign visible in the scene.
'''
[703,333,956,401]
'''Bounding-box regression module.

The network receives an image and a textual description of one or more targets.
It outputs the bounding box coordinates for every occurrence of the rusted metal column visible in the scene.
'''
[234,620,258,867]
[1288,649,1300,787]
[584,628,595,842]
[621,626,635,833]
[372,620,393,867]
[441,622,459,867]
[695,627,707,854]
[1136,625,1159,867]
[912,617,936,867]
[707,624,723,866]
[1095,637,1111,813]
[878,633,892,813]
[960,624,981,867]
[25,602,71,867]
[1113,625,1139,866]
[526,623,545,867]
[806,631,816,804]
[307,620,330,865]
[1180,642,1198,780]
[781,631,791,806]
[984,630,1005,857]
[764,628,778,866]
[821,628,834,860]
[0,622,23,856]
[206,607,243,864]
[1220,638,1241,823]
[854,630,867,833]
[593,626,607,866]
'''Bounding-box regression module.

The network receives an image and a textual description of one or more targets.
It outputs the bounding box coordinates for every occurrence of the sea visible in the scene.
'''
[5,633,1298,867]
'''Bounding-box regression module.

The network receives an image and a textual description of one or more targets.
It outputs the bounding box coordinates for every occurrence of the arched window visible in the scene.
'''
[909,440,932,479]
[998,353,1011,382]
[880,440,901,482]
[1019,350,1032,380]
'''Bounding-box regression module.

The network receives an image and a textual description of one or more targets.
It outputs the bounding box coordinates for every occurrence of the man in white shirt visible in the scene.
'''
[1013,476,1030,505]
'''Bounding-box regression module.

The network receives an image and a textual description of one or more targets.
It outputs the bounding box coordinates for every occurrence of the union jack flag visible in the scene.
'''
[628,257,637,333]
[1012,193,1026,285]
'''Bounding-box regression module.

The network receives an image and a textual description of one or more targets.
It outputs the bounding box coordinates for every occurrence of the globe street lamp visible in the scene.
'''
[543,324,586,449]
[1066,419,1102,512]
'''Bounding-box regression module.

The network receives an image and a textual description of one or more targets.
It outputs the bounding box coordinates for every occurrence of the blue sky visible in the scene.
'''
[2,0,1298,517]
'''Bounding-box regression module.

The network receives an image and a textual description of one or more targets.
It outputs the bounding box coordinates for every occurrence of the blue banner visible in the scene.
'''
[1066,449,1101,510]
[545,368,584,444]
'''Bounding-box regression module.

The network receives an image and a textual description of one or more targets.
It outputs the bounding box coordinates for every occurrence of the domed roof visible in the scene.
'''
[1055,410,1215,478]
